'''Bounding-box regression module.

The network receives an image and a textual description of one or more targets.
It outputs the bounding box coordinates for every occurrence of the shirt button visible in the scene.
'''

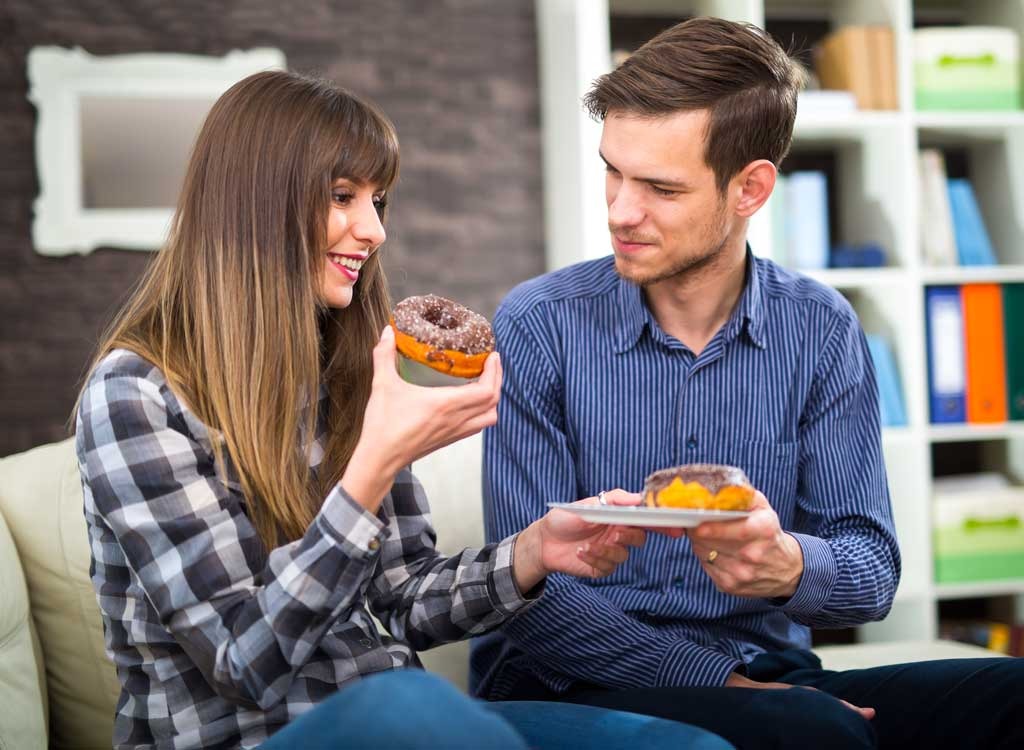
[686,436,698,449]
[674,577,687,587]
[368,538,380,551]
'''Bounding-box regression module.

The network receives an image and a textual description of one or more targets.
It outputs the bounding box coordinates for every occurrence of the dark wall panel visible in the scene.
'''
[0,0,544,456]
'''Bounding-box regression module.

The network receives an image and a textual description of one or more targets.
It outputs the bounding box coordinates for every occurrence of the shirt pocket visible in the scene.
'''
[698,438,798,511]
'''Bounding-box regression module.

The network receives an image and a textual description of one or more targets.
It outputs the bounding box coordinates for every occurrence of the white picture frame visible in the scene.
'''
[27,46,286,256]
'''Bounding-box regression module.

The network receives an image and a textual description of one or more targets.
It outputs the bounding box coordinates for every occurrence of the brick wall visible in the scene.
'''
[0,0,544,455]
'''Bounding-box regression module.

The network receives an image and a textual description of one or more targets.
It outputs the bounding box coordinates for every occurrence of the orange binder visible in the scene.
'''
[962,284,1008,423]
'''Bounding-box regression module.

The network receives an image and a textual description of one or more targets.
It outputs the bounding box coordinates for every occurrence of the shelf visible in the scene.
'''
[916,112,1024,139]
[920,266,1024,285]
[927,423,1024,443]
[801,267,909,289]
[540,0,1024,646]
[935,580,1024,601]
[794,111,905,141]
[883,426,917,447]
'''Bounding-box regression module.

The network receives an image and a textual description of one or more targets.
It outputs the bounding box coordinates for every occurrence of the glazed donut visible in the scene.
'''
[390,294,495,378]
[643,463,755,511]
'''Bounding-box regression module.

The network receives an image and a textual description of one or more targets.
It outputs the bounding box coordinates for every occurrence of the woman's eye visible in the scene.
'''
[373,196,388,218]
[332,191,353,206]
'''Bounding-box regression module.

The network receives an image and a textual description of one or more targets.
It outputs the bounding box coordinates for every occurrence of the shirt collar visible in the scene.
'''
[612,246,767,354]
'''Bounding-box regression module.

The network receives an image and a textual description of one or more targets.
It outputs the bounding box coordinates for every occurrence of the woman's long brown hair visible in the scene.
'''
[78,71,399,548]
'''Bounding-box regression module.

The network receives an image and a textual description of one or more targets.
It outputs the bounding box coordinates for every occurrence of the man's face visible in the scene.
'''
[601,109,735,286]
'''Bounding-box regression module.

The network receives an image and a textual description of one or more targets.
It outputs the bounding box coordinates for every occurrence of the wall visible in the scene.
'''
[0,0,544,455]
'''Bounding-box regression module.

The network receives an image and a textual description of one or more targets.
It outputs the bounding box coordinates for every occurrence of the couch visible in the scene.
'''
[0,435,999,749]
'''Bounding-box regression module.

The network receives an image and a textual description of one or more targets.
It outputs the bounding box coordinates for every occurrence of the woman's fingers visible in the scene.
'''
[371,326,401,381]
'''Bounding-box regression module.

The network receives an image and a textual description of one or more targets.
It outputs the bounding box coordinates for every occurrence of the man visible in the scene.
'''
[472,16,1022,749]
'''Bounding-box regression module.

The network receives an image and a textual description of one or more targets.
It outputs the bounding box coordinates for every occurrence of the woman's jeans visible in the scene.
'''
[258,668,732,750]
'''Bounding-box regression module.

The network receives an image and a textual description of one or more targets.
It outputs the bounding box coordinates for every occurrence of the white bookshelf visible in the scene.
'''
[535,0,1024,644]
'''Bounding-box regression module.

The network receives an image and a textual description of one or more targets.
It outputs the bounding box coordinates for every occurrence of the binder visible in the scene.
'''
[1003,284,1024,420]
[962,284,1008,423]
[925,286,967,423]
[785,171,829,270]
[865,334,907,427]
[947,179,997,266]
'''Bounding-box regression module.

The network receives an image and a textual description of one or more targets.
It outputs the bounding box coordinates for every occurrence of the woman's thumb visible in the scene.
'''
[373,325,398,371]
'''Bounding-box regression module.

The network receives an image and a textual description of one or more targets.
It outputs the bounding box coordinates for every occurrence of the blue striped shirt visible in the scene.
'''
[472,252,901,698]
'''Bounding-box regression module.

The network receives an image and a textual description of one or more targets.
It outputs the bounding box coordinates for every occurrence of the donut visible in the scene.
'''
[643,463,755,511]
[390,294,495,378]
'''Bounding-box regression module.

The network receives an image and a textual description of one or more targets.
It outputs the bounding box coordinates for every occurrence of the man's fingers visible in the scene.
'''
[841,701,875,720]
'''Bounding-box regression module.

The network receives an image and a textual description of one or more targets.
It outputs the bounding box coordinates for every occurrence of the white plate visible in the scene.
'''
[546,503,751,528]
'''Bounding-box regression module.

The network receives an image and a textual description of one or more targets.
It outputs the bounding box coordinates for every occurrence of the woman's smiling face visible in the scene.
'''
[321,178,387,309]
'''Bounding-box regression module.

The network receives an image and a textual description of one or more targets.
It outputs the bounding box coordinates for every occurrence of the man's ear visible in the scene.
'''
[732,160,777,218]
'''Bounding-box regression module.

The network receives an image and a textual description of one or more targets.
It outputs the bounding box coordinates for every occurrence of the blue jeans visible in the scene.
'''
[258,669,733,749]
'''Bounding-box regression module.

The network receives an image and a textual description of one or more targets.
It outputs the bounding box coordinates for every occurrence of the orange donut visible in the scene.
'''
[643,463,755,511]
[391,294,495,379]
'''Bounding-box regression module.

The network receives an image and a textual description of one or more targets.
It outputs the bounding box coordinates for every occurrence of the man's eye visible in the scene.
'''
[652,185,677,197]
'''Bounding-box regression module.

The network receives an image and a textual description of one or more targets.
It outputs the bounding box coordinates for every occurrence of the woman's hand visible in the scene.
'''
[512,489,647,592]
[340,326,502,512]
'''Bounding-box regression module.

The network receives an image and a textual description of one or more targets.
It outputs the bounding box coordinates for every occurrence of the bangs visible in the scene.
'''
[332,95,400,192]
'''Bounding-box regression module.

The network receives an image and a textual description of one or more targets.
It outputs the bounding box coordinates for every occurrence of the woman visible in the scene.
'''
[75,70,732,750]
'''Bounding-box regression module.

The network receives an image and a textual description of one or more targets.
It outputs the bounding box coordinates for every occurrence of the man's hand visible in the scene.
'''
[725,672,875,721]
[687,491,804,598]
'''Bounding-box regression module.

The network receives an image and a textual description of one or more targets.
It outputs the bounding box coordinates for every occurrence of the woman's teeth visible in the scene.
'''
[329,254,364,272]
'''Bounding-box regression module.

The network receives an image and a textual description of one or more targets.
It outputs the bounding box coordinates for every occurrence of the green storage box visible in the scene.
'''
[914,27,1020,111]
[934,486,1024,583]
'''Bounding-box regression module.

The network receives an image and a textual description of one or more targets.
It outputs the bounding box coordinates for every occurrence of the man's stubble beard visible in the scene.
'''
[613,201,730,288]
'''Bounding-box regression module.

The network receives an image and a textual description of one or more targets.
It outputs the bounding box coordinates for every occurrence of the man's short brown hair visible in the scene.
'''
[584,16,803,194]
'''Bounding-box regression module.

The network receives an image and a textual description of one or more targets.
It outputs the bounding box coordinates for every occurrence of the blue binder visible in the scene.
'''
[865,335,907,427]
[925,286,967,423]
[947,179,997,266]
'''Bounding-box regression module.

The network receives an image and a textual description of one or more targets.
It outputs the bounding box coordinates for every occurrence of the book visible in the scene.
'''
[1003,284,1024,420]
[947,179,997,266]
[818,26,875,109]
[869,26,899,109]
[785,171,829,270]
[815,25,897,110]
[962,283,1008,423]
[918,150,958,267]
[865,334,907,427]
[925,286,967,424]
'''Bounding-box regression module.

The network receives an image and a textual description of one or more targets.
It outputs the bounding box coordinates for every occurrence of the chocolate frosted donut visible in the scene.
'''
[391,294,495,378]
[643,463,755,511]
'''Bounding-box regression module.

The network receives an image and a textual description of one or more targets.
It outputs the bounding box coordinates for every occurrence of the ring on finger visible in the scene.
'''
[597,490,608,506]
[706,549,719,564]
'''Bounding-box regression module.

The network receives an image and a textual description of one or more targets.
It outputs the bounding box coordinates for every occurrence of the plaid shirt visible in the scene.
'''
[77,349,535,750]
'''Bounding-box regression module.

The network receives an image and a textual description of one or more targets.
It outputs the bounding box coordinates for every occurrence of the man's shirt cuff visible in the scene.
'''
[777,532,839,615]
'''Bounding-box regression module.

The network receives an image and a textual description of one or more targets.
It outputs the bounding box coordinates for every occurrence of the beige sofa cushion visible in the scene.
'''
[413,433,485,690]
[0,438,119,750]
[0,502,48,750]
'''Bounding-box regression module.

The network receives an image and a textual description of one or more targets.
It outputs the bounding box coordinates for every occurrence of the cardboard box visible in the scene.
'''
[914,26,1019,110]
[934,485,1024,583]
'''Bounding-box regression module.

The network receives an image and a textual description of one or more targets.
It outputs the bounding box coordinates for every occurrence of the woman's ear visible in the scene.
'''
[733,159,777,218]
